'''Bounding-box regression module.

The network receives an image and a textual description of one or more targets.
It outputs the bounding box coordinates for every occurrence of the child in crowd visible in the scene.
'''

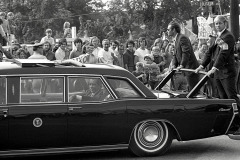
[40,28,55,48]
[143,54,162,90]
[151,46,165,72]
[132,62,147,84]
[7,12,16,44]
[63,21,71,38]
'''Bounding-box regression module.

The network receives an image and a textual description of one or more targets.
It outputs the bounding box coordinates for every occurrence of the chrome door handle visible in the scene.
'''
[0,109,8,117]
[68,107,82,111]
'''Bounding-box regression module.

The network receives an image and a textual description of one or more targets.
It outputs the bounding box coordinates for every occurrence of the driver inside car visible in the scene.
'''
[69,78,110,102]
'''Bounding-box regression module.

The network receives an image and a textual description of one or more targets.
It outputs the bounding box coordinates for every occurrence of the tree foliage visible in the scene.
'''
[0,0,231,43]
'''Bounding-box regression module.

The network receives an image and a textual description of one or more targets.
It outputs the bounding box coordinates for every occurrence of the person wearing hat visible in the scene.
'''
[28,42,47,59]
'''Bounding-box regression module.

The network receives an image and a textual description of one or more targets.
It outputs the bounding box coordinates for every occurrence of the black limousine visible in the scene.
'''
[0,59,239,157]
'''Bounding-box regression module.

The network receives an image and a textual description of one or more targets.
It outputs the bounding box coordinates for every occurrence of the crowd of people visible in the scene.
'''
[0,17,240,94]
[0,12,239,135]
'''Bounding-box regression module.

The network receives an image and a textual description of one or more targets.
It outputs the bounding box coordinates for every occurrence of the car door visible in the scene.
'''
[67,76,128,147]
[8,76,68,149]
[0,77,8,150]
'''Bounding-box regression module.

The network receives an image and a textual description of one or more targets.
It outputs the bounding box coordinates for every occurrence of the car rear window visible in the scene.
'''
[20,77,64,103]
[107,78,143,98]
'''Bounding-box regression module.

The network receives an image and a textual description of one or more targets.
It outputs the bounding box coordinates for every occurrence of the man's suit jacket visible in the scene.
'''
[172,34,199,72]
[201,29,236,79]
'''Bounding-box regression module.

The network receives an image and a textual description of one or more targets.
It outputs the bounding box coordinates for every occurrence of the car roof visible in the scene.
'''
[0,59,157,99]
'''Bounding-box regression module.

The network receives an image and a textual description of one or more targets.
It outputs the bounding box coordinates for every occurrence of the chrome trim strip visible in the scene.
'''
[68,107,82,111]
[0,144,128,157]
[2,73,112,77]
[225,103,239,134]
[101,76,118,99]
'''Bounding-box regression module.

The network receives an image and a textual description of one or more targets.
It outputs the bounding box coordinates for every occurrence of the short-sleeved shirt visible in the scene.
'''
[55,47,69,60]
[98,49,114,64]
[92,47,102,58]
[40,36,55,47]
[134,48,150,63]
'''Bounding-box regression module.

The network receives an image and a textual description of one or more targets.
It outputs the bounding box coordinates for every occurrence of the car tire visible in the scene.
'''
[130,121,173,157]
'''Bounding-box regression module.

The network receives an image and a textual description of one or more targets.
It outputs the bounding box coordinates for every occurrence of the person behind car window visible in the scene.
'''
[69,78,108,102]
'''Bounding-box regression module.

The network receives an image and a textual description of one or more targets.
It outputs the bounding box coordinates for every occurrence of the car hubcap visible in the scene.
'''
[143,126,158,142]
[138,121,164,148]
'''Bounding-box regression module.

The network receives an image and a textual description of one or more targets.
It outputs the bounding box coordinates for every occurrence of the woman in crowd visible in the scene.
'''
[17,48,29,59]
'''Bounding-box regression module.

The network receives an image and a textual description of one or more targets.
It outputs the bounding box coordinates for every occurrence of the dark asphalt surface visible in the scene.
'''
[6,135,240,160]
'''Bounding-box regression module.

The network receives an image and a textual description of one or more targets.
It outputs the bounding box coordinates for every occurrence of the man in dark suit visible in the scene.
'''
[167,21,199,91]
[69,78,109,102]
[195,15,240,135]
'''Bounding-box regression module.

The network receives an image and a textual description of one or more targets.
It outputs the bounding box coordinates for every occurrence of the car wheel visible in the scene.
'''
[130,121,173,157]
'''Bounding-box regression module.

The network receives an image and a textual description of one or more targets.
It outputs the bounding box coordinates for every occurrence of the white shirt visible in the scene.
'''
[28,52,47,59]
[217,28,226,37]
[92,47,102,58]
[55,47,66,60]
[98,48,114,64]
[134,48,150,63]
[40,36,55,47]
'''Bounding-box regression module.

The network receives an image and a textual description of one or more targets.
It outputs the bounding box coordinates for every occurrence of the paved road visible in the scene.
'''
[9,135,240,160]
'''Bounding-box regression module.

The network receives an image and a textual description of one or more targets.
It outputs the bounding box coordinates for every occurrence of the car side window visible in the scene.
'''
[0,77,6,105]
[107,78,142,98]
[21,77,64,103]
[68,77,113,102]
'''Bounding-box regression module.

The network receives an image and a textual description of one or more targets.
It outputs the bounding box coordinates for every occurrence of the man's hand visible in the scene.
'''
[69,95,82,102]
[176,65,183,72]
[195,65,204,73]
[206,67,218,77]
